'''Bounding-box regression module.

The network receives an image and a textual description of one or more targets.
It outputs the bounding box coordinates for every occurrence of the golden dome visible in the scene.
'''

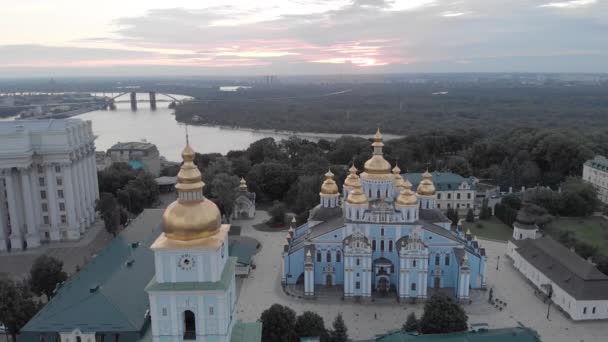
[344,164,360,188]
[393,164,405,189]
[346,187,368,205]
[320,169,339,195]
[396,178,418,205]
[162,144,222,241]
[416,170,436,196]
[239,177,248,191]
[362,128,392,179]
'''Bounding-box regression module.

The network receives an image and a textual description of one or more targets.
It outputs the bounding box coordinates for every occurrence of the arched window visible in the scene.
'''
[77,337,81,342]
[184,310,196,340]
[356,210,359,220]
[444,254,450,266]
[435,254,440,266]
[381,228,384,236]
[326,251,332,263]
[356,258,360,266]
[372,240,376,251]
[336,251,341,262]
[385,189,388,198]
[368,189,372,197]
[388,240,393,252]
[380,240,385,251]
[377,189,381,198]
[413,260,417,268]
[407,211,410,220]
[317,252,321,262]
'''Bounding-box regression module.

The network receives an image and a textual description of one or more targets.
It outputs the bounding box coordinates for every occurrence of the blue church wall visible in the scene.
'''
[284,248,305,285]
[313,243,345,285]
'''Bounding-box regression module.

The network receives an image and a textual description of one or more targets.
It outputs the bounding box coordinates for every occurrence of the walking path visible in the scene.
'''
[233,211,608,341]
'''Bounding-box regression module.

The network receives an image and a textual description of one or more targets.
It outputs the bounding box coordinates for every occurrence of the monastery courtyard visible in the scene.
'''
[234,210,608,342]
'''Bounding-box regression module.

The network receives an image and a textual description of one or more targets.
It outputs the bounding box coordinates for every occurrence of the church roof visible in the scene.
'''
[405,172,476,191]
[419,208,450,223]
[512,236,608,300]
[22,209,164,335]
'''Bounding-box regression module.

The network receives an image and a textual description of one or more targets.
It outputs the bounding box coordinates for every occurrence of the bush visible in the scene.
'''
[269,201,287,225]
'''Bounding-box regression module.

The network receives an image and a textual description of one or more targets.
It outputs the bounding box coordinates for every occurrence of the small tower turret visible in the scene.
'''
[416,170,437,209]
[320,169,340,208]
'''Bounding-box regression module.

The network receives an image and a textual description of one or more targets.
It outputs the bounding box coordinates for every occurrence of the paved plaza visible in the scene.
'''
[233,210,608,342]
[0,219,113,280]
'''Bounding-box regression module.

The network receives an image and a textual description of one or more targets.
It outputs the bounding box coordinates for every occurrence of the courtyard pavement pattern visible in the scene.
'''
[233,210,608,342]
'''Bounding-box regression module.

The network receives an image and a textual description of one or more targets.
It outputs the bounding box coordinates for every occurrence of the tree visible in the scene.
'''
[479,199,492,220]
[419,293,468,334]
[0,279,40,342]
[29,255,67,301]
[287,175,322,215]
[211,173,240,218]
[246,162,297,201]
[446,208,459,226]
[96,192,120,236]
[260,304,297,342]
[465,209,474,223]
[295,311,328,341]
[269,201,287,225]
[328,314,348,342]
[402,312,419,332]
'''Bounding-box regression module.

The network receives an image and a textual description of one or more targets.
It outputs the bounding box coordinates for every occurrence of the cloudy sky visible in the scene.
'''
[1,0,607,76]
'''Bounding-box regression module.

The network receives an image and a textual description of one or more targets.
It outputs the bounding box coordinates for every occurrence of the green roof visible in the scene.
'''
[230,321,263,342]
[22,209,165,335]
[370,327,540,342]
[229,238,257,266]
[585,155,608,171]
[128,160,145,170]
[404,172,476,192]
[146,258,236,292]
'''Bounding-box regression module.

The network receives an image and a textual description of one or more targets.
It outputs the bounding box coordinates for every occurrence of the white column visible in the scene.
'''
[89,149,100,200]
[45,164,61,240]
[69,158,84,230]
[405,271,410,297]
[0,175,7,251]
[20,168,40,248]
[76,155,90,228]
[62,163,80,240]
[77,156,91,228]
[422,271,428,297]
[5,171,23,250]
[29,169,42,228]
[80,152,93,226]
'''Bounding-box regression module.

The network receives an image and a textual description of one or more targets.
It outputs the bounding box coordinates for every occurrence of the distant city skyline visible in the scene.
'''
[1,0,607,76]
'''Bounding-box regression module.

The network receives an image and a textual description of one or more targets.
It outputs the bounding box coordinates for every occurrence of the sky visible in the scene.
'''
[1,0,607,76]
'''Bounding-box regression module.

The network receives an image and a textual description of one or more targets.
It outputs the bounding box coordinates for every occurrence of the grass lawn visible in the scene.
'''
[463,217,513,241]
[545,216,608,255]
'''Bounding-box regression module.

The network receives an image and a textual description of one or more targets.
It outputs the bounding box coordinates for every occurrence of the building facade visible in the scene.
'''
[106,141,161,176]
[405,172,476,214]
[507,210,608,321]
[282,130,486,301]
[0,119,99,251]
[582,155,608,204]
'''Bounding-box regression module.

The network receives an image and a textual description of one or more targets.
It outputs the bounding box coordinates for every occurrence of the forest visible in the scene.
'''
[174,82,608,135]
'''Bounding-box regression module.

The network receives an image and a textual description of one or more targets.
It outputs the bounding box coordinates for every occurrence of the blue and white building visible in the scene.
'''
[282,130,487,300]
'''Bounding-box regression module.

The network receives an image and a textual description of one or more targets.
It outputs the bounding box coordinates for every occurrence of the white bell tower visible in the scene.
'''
[146,144,237,342]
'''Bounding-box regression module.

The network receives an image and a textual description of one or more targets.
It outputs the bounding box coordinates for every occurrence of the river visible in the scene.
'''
[3,93,402,162]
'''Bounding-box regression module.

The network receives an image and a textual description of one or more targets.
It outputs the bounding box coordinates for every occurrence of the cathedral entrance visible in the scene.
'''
[377,276,389,292]
[434,277,441,289]
[183,310,196,340]
[326,274,333,286]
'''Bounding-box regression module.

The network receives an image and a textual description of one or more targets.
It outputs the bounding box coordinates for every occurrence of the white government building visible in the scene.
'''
[0,120,99,251]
